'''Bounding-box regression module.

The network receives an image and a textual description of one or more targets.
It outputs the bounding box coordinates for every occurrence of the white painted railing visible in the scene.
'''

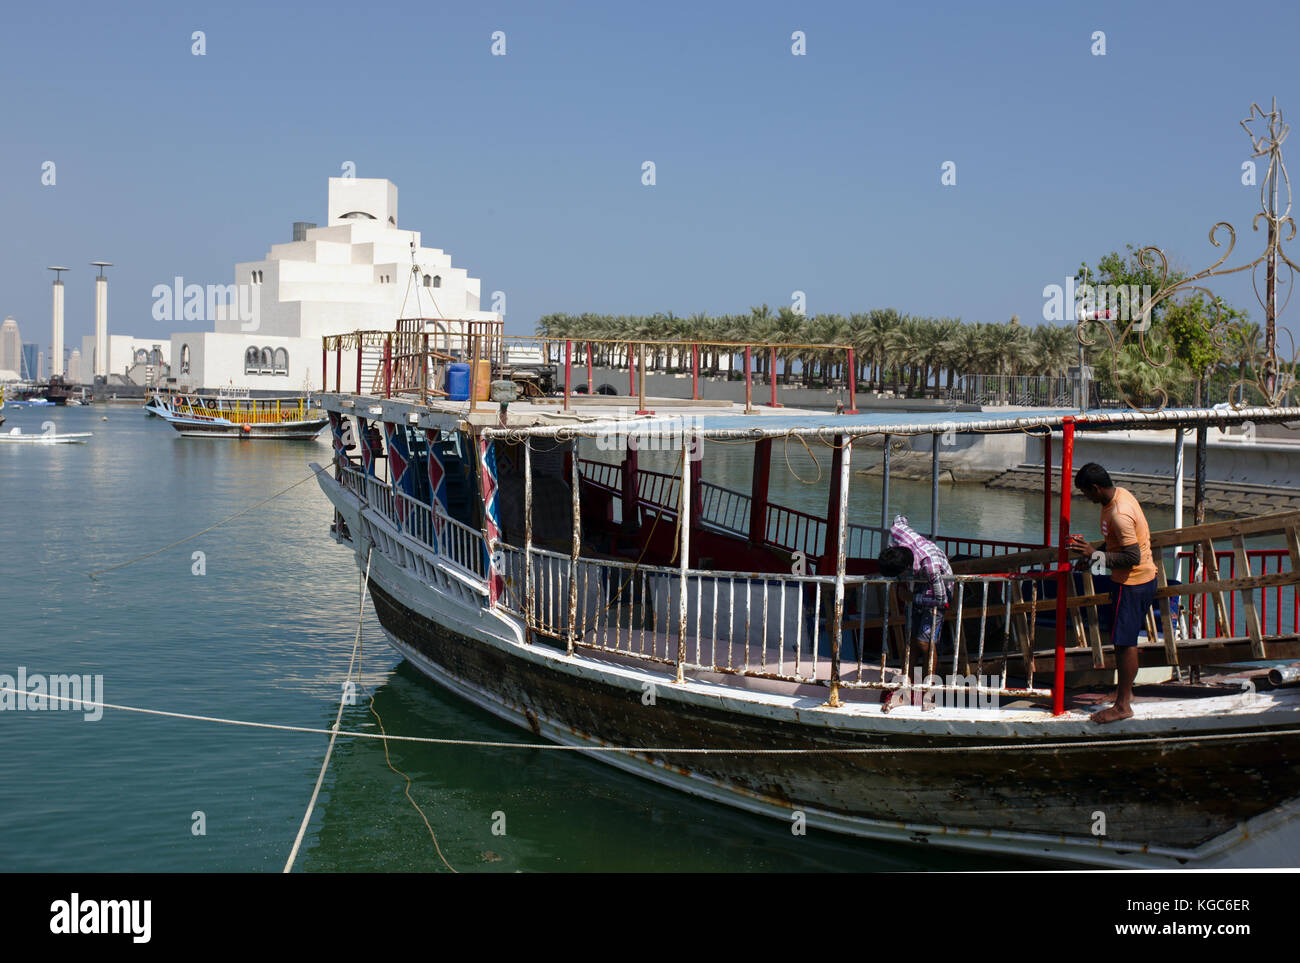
[340,465,485,581]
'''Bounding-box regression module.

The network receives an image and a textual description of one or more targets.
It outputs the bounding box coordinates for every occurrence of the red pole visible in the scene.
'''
[744,346,753,413]
[564,339,572,410]
[1053,417,1076,716]
[769,346,781,408]
[1043,431,1053,547]
[845,347,859,413]
[628,344,635,397]
[586,341,594,394]
[691,344,699,400]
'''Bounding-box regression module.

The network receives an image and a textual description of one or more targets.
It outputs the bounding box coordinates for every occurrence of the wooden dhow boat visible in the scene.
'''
[309,330,1300,869]
[145,391,327,439]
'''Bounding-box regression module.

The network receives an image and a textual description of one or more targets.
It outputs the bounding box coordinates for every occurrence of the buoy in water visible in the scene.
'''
[240,424,252,435]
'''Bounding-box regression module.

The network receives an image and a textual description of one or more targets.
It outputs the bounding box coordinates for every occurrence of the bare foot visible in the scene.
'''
[881,689,907,713]
[1092,704,1133,724]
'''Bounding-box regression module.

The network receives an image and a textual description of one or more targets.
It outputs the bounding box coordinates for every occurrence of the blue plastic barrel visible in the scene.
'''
[447,363,471,401]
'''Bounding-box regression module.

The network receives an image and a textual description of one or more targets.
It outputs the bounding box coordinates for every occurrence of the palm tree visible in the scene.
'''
[981,321,1032,404]
[866,308,901,388]
[886,316,925,395]
[1226,322,1263,404]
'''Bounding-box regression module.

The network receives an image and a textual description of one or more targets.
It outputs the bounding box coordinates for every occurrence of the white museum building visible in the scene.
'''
[168,177,500,393]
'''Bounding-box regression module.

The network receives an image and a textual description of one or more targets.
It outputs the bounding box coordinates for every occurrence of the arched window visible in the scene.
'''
[432,275,441,288]
[134,348,149,364]
[423,274,431,287]
[273,347,289,374]
[181,344,191,375]
[244,346,260,374]
[261,347,273,371]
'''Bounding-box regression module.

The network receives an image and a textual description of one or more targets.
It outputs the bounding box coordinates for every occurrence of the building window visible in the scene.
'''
[432,275,441,288]
[181,344,191,375]
[273,347,289,375]
[244,347,260,374]
[423,274,431,287]
[134,348,149,364]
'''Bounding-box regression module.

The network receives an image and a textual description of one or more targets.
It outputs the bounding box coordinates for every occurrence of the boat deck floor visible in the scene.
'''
[568,628,1262,710]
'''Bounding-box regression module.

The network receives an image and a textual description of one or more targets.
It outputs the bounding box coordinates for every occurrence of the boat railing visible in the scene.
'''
[1175,547,1297,638]
[578,458,1035,565]
[951,510,1300,671]
[161,395,313,424]
[339,464,486,581]
[322,328,863,413]
[492,540,1051,698]
[339,454,1300,700]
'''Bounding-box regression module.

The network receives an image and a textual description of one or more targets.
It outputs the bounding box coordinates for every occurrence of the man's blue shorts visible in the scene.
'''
[911,604,948,646]
[1110,578,1158,647]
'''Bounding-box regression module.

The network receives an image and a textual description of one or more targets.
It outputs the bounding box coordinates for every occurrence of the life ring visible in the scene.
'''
[240,424,253,435]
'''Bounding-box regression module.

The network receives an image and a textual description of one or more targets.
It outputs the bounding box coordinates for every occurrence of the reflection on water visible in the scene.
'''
[2,406,1109,871]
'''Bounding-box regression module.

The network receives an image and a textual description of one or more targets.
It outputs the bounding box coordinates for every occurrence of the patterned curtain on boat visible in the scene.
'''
[384,421,414,530]
[357,418,383,478]
[424,429,448,553]
[328,412,346,470]
[477,435,505,607]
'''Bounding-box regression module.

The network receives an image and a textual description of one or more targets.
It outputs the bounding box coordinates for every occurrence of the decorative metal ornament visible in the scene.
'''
[1078,98,1298,411]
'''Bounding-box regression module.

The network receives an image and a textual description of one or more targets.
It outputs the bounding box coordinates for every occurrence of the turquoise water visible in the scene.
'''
[0,405,1175,872]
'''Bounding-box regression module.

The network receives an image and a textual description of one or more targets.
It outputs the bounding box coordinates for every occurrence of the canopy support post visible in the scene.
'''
[929,433,940,538]
[568,437,581,657]
[1043,430,1053,547]
[676,428,692,683]
[1053,417,1076,716]
[524,441,534,642]
[827,435,852,708]
[750,438,772,546]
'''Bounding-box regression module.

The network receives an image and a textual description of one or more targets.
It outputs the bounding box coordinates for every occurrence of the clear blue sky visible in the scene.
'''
[2,0,1298,349]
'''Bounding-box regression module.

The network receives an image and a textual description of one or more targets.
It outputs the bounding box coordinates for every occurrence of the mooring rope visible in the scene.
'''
[350,577,457,873]
[87,462,334,579]
[282,545,372,873]
[3,681,1294,755]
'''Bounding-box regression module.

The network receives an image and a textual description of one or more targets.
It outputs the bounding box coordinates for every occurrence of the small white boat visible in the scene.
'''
[0,426,92,445]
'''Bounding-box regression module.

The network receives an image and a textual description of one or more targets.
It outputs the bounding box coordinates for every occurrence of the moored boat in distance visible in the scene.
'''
[146,391,327,439]
[311,327,1300,869]
[0,426,91,444]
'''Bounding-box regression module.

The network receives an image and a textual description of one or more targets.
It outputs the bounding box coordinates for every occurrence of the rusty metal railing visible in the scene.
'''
[323,328,862,413]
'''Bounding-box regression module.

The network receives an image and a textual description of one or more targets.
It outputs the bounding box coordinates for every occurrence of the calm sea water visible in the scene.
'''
[0,405,1177,872]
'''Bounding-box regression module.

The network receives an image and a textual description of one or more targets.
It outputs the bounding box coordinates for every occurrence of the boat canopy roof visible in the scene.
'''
[321,392,1300,441]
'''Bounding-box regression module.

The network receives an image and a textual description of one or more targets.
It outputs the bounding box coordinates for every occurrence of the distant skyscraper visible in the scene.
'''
[36,350,45,381]
[21,343,38,381]
[0,316,19,373]
[67,348,82,383]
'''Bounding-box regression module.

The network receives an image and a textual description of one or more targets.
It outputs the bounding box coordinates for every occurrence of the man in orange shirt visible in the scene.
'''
[1068,462,1158,724]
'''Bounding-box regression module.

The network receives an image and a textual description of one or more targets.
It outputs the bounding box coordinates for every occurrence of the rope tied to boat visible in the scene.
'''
[4,679,1295,755]
[283,544,373,873]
